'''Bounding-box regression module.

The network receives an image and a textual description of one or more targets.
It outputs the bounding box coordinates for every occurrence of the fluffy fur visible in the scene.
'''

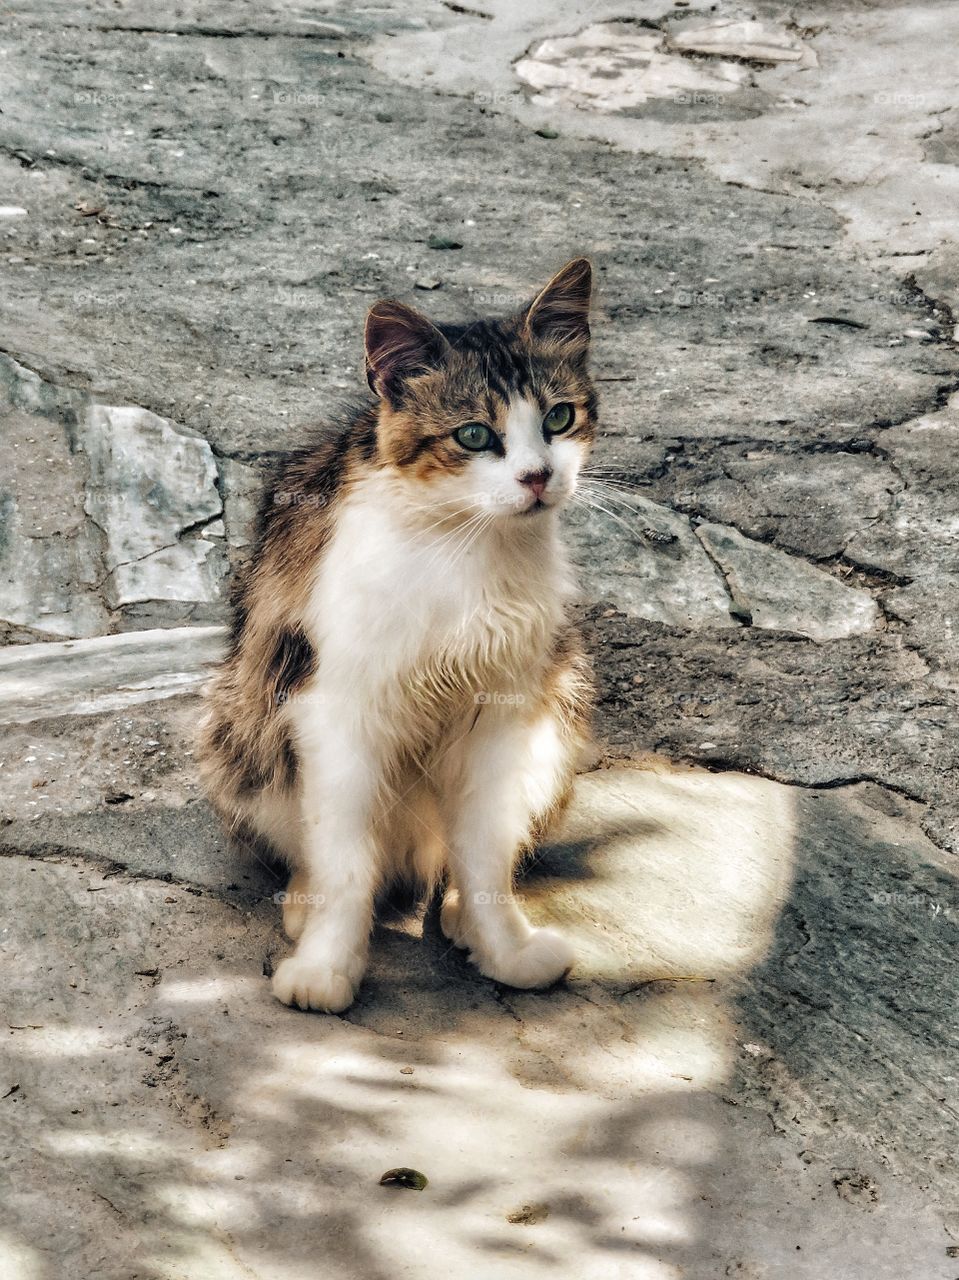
[199,259,598,1012]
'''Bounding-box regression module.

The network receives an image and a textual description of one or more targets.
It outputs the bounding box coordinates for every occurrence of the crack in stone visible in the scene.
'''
[88,23,348,40]
[0,144,223,198]
[0,843,267,906]
[692,526,750,625]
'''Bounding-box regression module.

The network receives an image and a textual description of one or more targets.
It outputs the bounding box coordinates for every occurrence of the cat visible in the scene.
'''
[199,257,598,1013]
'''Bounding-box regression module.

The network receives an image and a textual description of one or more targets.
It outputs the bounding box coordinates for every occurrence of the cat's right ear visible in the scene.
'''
[364,301,451,402]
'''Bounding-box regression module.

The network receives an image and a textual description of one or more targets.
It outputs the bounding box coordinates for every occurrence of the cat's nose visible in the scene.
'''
[518,468,552,499]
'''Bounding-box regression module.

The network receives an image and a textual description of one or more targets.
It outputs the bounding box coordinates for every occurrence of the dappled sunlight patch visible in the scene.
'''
[0,1233,47,1280]
[528,764,796,982]
[191,1140,271,1180]
[8,1024,118,1058]
[42,1126,191,1162]
[158,976,262,1005]
[154,1180,265,1231]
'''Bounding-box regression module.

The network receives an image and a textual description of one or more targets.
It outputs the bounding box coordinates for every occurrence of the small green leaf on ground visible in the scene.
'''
[379,1167,428,1190]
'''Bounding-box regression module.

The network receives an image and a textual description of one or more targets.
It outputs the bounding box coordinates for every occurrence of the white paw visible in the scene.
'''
[272,955,358,1013]
[476,928,574,990]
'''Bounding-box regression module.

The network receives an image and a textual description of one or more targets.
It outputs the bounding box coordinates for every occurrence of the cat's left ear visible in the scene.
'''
[522,257,592,354]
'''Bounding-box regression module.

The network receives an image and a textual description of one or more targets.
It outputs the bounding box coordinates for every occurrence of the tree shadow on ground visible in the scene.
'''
[6,772,951,1278]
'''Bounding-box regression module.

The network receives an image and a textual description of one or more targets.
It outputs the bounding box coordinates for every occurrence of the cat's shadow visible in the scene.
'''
[347,806,667,1041]
[523,811,664,882]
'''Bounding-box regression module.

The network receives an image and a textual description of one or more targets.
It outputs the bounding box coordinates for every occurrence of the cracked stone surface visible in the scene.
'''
[668,20,813,64]
[515,24,752,113]
[695,522,880,640]
[79,404,224,606]
[1,0,958,1276]
[0,355,256,636]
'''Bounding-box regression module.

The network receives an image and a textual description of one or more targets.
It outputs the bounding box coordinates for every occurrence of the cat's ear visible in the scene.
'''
[365,300,451,401]
[522,258,592,353]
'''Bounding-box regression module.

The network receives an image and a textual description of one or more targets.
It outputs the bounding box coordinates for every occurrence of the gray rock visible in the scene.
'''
[696,522,881,640]
[668,19,811,64]
[0,626,226,724]
[0,356,240,627]
[106,539,227,608]
[565,496,737,628]
[515,22,749,113]
[219,456,262,550]
[0,357,109,638]
[79,403,223,585]
[0,496,109,638]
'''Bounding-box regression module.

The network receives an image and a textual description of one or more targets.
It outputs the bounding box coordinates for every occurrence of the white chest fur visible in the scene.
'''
[300,473,574,703]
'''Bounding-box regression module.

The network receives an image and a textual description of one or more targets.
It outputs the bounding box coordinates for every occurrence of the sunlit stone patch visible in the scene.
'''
[515,21,749,112]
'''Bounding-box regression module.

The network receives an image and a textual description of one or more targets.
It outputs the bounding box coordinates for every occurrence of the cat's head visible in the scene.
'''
[364,259,597,521]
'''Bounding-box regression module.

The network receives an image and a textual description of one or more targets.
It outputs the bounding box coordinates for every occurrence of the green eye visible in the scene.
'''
[543,402,575,434]
[453,422,494,451]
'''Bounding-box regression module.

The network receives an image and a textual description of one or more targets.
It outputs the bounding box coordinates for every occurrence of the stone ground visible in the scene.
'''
[1,1,958,1277]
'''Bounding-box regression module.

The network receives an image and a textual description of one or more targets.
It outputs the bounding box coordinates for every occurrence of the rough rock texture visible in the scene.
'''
[695,521,880,639]
[1,0,958,1276]
[0,355,256,636]
[79,404,225,606]
[0,626,225,724]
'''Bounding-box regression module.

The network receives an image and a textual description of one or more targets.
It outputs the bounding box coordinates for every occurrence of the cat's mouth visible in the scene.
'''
[517,496,554,516]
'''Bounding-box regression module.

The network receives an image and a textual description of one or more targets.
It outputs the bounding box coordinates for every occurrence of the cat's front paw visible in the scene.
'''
[476,927,574,990]
[272,955,357,1013]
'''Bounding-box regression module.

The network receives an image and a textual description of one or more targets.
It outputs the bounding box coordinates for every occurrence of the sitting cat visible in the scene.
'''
[199,258,598,1012]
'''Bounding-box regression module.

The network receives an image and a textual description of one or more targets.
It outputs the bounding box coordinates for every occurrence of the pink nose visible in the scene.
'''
[518,469,552,500]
